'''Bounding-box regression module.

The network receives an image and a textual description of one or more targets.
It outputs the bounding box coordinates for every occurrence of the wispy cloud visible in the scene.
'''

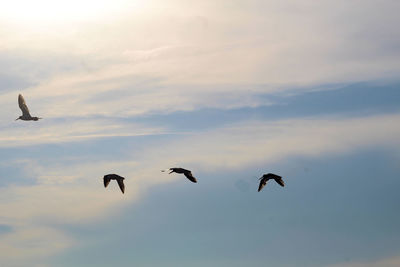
[0,112,399,264]
[0,226,72,267]
[138,113,400,172]
[0,118,166,147]
[1,0,399,119]
[327,255,400,267]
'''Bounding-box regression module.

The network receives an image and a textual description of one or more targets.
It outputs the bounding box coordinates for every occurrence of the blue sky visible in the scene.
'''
[0,1,400,266]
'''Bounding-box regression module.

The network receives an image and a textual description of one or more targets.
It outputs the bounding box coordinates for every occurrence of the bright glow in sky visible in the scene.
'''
[0,0,140,22]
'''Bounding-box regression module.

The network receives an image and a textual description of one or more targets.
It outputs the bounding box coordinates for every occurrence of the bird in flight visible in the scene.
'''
[258,173,285,192]
[103,174,125,194]
[16,94,42,121]
[162,168,197,183]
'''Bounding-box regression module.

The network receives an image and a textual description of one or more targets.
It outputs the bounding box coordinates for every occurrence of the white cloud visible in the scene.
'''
[0,117,166,147]
[138,113,400,172]
[0,0,399,117]
[0,170,140,265]
[0,183,137,225]
[0,226,72,267]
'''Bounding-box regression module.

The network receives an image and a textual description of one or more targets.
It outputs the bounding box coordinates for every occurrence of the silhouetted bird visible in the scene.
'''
[16,94,42,121]
[163,168,197,183]
[258,173,285,192]
[103,174,125,194]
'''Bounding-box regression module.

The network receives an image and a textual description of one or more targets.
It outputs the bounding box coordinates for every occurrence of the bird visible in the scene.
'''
[103,174,125,194]
[163,168,197,183]
[16,94,42,121]
[258,173,285,192]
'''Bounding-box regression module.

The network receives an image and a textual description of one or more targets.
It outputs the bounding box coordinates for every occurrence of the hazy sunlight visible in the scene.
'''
[0,0,141,22]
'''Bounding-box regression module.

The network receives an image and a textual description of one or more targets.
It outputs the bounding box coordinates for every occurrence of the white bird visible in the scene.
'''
[16,94,42,121]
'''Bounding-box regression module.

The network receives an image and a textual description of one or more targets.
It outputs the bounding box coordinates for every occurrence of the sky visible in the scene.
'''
[0,0,399,266]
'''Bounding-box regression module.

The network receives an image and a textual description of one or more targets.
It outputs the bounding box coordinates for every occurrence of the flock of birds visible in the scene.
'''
[16,93,286,194]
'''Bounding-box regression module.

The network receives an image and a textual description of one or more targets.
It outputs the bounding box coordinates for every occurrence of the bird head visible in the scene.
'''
[15,116,22,121]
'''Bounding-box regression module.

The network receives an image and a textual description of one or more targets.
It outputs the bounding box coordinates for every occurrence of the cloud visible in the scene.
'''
[0,172,140,265]
[0,0,399,119]
[0,117,166,147]
[0,183,136,225]
[0,226,72,267]
[0,112,399,264]
[138,113,400,172]
[327,255,400,267]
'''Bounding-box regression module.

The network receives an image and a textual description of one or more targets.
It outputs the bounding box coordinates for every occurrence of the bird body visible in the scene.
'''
[103,174,125,194]
[258,173,285,192]
[16,94,42,121]
[167,167,197,183]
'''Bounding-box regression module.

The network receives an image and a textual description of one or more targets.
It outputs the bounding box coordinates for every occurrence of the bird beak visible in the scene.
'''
[15,118,20,120]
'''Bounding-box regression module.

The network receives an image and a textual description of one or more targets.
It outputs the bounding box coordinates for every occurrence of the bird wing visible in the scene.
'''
[18,94,31,117]
[117,178,125,194]
[104,177,111,188]
[183,171,197,183]
[274,177,285,187]
[258,178,268,192]
[264,173,281,179]
[171,168,184,173]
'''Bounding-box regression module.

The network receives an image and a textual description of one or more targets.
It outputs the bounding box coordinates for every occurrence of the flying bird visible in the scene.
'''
[163,168,197,183]
[258,173,285,192]
[16,94,42,121]
[103,174,125,194]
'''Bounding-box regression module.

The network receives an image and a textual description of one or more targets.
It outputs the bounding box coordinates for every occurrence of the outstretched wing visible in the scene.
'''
[117,178,125,194]
[263,173,281,179]
[258,178,268,192]
[103,176,111,188]
[183,170,197,183]
[274,177,285,187]
[18,94,31,117]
